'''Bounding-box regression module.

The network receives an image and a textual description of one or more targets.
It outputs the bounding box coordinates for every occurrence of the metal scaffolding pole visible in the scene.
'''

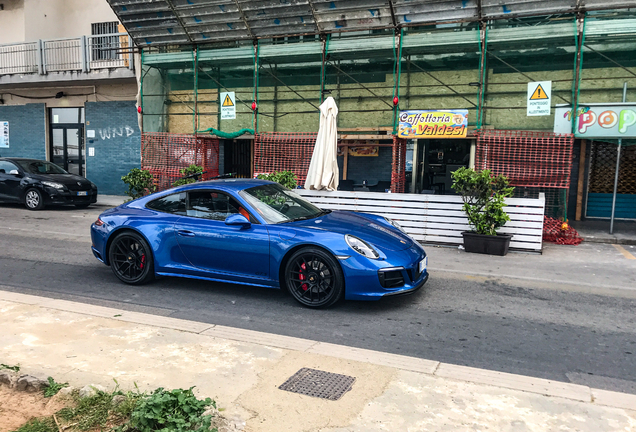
[609,82,628,234]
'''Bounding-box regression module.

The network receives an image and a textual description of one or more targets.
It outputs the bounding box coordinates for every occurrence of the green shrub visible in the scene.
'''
[123,387,215,432]
[172,164,204,187]
[256,171,298,189]
[451,167,514,236]
[121,168,156,199]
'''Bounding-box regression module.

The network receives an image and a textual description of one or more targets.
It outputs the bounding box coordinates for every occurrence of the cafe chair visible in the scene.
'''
[370,180,391,192]
[338,179,355,191]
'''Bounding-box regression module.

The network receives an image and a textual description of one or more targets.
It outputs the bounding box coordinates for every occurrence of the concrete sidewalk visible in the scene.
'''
[570,220,636,246]
[427,241,636,295]
[1,289,634,432]
[95,194,127,208]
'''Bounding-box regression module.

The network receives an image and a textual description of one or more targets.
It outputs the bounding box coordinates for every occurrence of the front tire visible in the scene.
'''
[284,247,344,308]
[24,188,45,210]
[108,231,155,285]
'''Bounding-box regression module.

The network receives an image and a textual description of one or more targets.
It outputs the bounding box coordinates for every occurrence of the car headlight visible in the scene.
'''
[385,217,406,233]
[42,181,65,189]
[90,182,97,190]
[345,234,379,259]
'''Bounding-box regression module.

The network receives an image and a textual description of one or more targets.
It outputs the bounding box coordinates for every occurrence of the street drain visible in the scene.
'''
[278,368,356,401]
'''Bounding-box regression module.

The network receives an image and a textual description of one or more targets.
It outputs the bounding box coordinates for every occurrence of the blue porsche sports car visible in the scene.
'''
[90,179,428,308]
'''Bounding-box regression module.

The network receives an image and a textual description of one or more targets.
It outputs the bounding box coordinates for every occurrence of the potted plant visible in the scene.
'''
[451,167,515,256]
[256,170,298,189]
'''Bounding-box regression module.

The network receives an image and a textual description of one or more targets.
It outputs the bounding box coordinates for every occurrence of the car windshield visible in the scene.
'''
[17,160,67,174]
[239,183,328,224]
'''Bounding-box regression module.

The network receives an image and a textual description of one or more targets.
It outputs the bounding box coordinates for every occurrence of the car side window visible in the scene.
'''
[146,192,186,215]
[186,191,243,221]
[0,161,19,174]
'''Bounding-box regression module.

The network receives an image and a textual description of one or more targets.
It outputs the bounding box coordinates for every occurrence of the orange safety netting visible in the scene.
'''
[475,130,575,188]
[391,136,407,193]
[542,216,583,245]
[254,132,317,185]
[141,132,219,191]
[255,132,408,192]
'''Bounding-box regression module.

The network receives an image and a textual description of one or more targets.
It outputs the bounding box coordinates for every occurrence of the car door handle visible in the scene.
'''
[177,230,195,237]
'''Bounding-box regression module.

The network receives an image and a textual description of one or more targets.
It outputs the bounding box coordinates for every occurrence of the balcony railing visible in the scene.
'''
[0,33,134,76]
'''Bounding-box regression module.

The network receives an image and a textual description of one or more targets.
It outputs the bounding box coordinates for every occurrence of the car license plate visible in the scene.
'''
[77,191,88,196]
[419,257,427,273]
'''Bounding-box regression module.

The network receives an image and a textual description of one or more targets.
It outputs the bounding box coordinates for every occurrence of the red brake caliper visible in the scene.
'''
[140,255,146,270]
[299,263,308,291]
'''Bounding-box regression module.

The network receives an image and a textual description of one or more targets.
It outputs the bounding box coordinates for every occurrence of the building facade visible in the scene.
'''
[109,1,635,219]
[0,0,141,194]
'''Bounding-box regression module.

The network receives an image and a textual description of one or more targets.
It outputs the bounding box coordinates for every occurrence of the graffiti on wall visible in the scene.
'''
[97,126,136,141]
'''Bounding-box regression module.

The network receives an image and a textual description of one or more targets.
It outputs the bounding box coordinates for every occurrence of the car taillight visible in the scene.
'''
[94,218,105,226]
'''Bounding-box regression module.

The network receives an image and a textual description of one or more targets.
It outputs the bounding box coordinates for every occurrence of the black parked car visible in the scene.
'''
[0,158,98,210]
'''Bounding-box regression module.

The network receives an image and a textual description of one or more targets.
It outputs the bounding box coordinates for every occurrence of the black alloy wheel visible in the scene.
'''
[24,188,45,210]
[108,232,155,285]
[285,247,344,308]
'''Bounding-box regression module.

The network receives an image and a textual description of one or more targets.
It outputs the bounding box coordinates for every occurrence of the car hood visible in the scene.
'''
[290,210,414,251]
[29,173,92,186]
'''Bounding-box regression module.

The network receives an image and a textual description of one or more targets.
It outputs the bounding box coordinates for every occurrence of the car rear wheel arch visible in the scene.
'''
[105,227,153,267]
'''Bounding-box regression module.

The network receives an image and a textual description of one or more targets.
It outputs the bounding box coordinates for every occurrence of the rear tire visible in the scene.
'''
[108,231,155,285]
[284,247,344,308]
[24,188,45,210]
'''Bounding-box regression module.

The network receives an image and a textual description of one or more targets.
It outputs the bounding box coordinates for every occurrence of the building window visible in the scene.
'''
[91,21,119,60]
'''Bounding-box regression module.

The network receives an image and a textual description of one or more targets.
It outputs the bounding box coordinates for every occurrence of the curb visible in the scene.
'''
[581,237,636,246]
[1,288,635,412]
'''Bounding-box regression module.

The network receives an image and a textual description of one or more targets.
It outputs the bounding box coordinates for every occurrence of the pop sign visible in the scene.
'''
[554,104,636,138]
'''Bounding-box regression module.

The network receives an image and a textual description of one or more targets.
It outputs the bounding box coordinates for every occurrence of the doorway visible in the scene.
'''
[414,138,471,194]
[49,108,85,176]
[224,139,252,178]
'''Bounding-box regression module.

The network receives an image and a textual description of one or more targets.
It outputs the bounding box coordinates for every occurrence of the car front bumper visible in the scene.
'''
[339,243,429,301]
[44,188,98,206]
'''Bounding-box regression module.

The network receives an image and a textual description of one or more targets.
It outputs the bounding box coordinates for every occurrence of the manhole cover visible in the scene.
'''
[278,368,355,401]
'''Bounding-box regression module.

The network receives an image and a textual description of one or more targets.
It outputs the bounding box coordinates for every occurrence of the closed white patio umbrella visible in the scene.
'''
[304,97,339,191]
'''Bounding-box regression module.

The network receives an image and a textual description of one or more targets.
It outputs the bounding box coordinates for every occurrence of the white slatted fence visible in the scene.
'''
[297,190,545,252]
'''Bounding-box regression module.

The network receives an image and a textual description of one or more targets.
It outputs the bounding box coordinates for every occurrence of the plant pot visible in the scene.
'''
[461,232,512,256]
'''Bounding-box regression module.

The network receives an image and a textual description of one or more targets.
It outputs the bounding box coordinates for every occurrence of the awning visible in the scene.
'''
[107,0,636,47]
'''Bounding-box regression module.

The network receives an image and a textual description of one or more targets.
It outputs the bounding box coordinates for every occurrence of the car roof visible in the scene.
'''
[183,178,277,192]
[0,157,46,162]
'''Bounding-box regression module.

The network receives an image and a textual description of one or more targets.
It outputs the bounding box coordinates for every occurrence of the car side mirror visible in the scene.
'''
[9,170,20,175]
[225,213,251,227]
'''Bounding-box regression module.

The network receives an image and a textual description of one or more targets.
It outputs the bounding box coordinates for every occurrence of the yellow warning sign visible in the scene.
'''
[530,84,549,100]
[222,94,234,107]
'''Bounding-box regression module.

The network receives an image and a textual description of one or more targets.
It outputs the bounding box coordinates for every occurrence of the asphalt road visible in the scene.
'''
[1,203,635,395]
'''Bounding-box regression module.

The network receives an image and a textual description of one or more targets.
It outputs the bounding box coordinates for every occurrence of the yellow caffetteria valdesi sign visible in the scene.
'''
[398,110,468,138]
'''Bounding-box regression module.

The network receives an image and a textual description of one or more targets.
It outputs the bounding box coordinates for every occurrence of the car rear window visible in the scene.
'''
[147,192,186,215]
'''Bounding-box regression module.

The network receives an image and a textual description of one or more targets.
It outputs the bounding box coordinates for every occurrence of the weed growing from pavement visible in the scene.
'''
[56,389,114,430]
[43,377,68,398]
[10,379,219,432]
[1,363,20,372]
[117,387,216,432]
[56,384,141,430]
[12,417,57,432]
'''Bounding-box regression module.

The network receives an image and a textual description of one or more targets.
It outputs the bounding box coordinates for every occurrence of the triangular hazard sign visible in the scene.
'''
[222,94,234,107]
[530,84,549,100]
